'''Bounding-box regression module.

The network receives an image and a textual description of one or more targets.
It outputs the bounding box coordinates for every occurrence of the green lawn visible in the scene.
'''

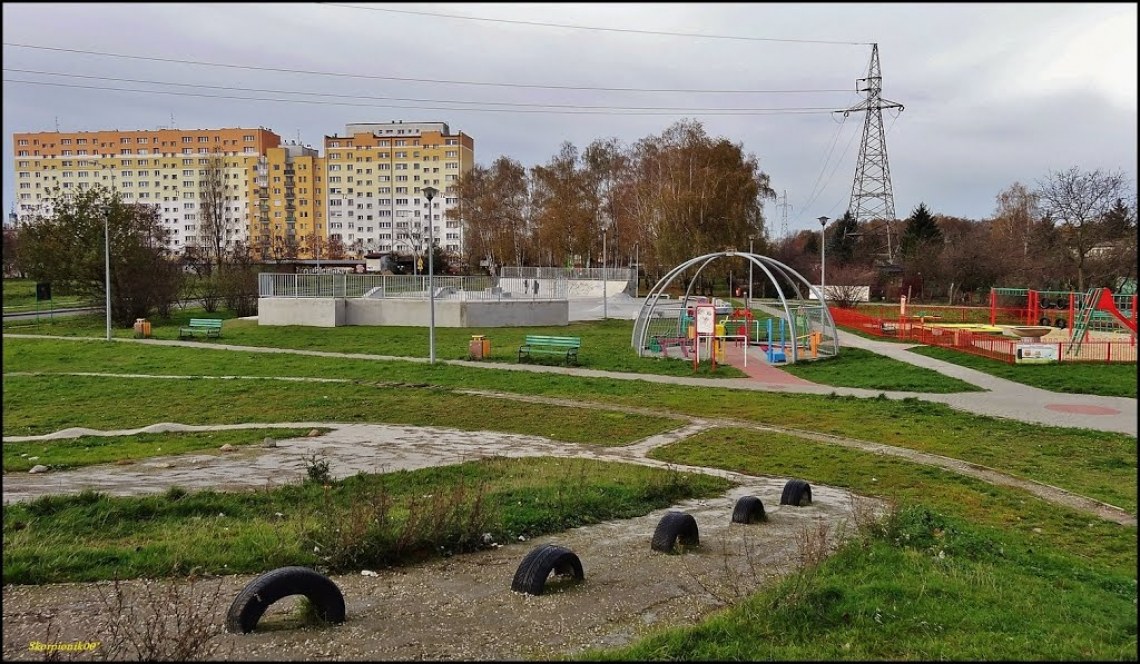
[575,428,1139,660]
[6,307,993,393]
[906,344,1138,398]
[3,457,731,585]
[4,338,1135,515]
[2,277,87,312]
[1,326,1136,660]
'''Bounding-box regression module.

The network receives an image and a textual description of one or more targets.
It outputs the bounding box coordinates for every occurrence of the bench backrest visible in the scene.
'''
[188,318,224,328]
[524,335,580,347]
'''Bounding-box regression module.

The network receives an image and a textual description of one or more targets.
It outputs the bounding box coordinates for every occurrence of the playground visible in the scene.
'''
[831,286,1137,365]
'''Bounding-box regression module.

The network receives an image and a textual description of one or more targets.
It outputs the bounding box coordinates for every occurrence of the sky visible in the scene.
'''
[3,2,1137,237]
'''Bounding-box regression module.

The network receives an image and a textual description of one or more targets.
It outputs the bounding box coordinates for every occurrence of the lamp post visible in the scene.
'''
[103,166,116,341]
[423,186,438,364]
[602,225,608,320]
[747,235,755,310]
[818,216,829,301]
[634,241,639,299]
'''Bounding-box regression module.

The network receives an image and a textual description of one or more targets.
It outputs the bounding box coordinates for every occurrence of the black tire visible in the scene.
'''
[780,479,813,507]
[225,566,346,634]
[1054,317,1066,330]
[650,511,700,553]
[510,544,584,596]
[731,496,767,524]
[1041,301,1052,310]
[1038,316,1051,326]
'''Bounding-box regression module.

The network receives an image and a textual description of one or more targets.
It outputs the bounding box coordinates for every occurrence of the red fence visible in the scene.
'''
[829,307,1137,364]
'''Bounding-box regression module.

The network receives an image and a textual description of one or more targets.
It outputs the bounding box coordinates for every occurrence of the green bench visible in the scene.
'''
[518,335,581,364]
[179,318,223,340]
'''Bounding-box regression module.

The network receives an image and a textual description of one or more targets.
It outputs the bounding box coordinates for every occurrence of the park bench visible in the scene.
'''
[518,335,581,364]
[179,318,223,340]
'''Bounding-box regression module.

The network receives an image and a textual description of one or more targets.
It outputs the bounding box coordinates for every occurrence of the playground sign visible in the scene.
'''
[695,304,715,335]
[1015,343,1058,364]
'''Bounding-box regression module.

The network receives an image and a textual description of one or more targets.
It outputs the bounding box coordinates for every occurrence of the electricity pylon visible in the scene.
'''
[837,43,904,262]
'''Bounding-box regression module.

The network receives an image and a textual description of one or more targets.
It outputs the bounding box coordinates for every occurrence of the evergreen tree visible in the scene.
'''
[827,210,859,265]
[899,202,943,258]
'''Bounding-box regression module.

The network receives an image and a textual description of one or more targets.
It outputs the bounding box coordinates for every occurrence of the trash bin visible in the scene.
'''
[469,334,489,360]
[133,318,152,339]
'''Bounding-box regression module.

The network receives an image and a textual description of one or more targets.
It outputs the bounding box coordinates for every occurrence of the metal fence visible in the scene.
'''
[500,266,634,282]
[261,273,493,299]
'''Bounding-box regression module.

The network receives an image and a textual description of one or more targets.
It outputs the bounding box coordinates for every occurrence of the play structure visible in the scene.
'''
[632,252,839,365]
[989,286,1137,356]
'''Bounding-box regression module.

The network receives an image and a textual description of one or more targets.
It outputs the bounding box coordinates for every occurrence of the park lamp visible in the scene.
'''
[423,186,438,364]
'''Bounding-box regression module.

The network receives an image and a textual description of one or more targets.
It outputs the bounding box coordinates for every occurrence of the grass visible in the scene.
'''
[2,457,733,584]
[7,307,1006,390]
[3,428,325,473]
[906,344,1138,398]
[646,428,1136,570]
[3,310,748,378]
[782,347,982,392]
[571,428,1140,660]
[588,507,1136,660]
[0,373,681,447]
[2,277,88,312]
[4,338,1135,514]
[2,313,1137,659]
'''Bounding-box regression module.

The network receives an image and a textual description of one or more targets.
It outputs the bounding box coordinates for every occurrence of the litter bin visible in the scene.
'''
[469,335,490,360]
[133,318,152,339]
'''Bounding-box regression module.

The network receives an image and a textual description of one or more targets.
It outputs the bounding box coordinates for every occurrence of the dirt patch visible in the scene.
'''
[2,480,875,661]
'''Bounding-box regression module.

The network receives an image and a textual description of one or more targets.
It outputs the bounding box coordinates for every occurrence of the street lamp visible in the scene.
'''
[423,186,438,364]
[634,241,639,299]
[602,225,608,320]
[747,235,756,310]
[818,216,829,301]
[102,166,116,341]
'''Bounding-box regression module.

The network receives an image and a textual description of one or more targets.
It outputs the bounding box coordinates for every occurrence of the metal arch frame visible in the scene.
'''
[632,251,839,362]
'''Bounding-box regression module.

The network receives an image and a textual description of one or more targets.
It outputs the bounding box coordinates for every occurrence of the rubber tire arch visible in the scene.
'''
[780,479,813,507]
[226,566,346,634]
[731,495,767,524]
[511,543,584,596]
[651,511,700,553]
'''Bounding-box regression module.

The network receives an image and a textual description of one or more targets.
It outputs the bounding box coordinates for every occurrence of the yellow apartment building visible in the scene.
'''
[12,127,281,254]
[323,121,474,260]
[252,143,325,261]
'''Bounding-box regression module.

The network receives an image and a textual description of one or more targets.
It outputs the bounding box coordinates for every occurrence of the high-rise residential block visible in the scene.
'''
[323,120,474,260]
[12,127,281,253]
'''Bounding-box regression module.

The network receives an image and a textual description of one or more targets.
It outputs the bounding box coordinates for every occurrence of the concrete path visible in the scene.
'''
[5,332,1136,436]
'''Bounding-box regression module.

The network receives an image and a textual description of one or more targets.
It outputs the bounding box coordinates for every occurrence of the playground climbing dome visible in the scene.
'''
[631,252,840,364]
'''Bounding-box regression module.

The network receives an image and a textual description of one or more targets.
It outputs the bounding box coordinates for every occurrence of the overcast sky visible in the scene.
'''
[3,2,1136,237]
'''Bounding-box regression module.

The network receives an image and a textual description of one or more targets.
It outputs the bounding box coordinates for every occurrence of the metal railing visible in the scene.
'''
[501,266,633,282]
[259,273,570,300]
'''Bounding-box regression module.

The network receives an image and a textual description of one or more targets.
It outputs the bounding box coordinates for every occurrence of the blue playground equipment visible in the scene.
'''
[765,318,787,363]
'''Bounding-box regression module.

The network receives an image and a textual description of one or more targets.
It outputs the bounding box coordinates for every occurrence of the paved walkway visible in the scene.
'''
[5,332,1136,436]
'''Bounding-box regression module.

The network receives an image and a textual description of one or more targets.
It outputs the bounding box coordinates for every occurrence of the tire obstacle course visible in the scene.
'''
[225,479,818,630]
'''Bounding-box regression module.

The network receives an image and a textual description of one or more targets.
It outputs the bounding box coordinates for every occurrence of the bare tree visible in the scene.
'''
[197,152,235,275]
[1036,167,1130,292]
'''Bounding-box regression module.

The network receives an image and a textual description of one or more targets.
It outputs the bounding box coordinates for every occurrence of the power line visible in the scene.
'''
[320,3,872,46]
[2,68,847,113]
[2,42,853,94]
[2,78,839,116]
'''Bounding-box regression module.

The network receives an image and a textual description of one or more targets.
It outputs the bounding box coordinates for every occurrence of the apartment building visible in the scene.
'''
[323,120,474,259]
[13,120,474,262]
[252,143,325,261]
[12,127,281,253]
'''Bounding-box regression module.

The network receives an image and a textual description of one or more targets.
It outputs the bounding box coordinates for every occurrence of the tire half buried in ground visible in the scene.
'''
[226,566,346,633]
[650,511,700,552]
[780,479,813,506]
[511,544,585,595]
[731,495,767,524]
